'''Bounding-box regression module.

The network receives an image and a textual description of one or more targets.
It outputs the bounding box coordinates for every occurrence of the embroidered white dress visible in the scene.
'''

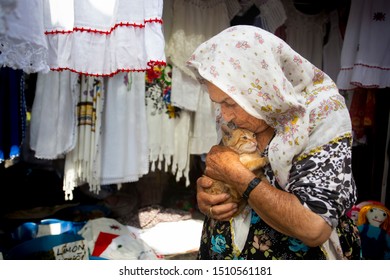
[337,0,390,90]
[43,0,165,76]
[281,0,328,69]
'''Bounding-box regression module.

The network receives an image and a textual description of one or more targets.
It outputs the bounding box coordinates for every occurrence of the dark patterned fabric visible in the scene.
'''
[197,137,361,260]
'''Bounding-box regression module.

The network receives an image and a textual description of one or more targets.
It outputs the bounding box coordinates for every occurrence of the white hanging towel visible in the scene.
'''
[99,72,149,185]
[63,75,105,200]
[30,71,79,159]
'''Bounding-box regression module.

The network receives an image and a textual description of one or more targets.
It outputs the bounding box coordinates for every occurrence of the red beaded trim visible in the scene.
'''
[50,60,166,77]
[340,63,390,71]
[45,18,163,36]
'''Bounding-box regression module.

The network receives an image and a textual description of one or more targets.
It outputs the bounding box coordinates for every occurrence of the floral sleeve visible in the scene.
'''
[283,137,357,228]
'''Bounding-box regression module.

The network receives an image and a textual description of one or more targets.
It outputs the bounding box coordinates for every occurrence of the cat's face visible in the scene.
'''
[222,126,258,154]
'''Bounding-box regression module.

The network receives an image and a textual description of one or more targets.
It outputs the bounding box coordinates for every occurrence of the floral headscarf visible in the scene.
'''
[187,25,352,187]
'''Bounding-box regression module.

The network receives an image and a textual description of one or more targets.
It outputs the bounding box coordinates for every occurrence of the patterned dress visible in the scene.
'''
[197,137,361,260]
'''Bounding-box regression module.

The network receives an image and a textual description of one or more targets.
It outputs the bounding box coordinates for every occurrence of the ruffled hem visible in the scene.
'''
[46,22,166,76]
[337,63,390,90]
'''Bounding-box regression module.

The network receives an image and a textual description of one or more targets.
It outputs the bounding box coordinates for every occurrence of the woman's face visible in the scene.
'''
[206,82,270,134]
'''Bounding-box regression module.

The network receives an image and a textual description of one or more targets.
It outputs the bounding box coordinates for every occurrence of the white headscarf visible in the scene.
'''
[187,25,352,187]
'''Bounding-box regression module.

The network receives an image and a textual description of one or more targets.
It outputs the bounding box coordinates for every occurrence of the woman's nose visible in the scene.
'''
[221,106,234,122]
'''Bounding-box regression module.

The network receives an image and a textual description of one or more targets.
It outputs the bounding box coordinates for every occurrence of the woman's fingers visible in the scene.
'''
[208,202,238,221]
[196,190,229,214]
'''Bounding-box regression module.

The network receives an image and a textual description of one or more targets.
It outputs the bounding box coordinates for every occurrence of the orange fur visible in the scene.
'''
[205,126,268,216]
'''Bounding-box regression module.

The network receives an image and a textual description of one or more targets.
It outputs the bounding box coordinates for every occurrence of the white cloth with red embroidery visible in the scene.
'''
[43,0,165,76]
[337,0,390,90]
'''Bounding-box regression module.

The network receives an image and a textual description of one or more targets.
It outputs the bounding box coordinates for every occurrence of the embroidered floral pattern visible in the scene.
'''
[145,63,180,118]
[312,67,325,85]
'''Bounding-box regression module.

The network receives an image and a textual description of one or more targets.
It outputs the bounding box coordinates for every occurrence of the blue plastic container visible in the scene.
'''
[5,234,86,260]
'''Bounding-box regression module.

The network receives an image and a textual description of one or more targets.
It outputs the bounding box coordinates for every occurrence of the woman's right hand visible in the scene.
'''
[196,175,238,221]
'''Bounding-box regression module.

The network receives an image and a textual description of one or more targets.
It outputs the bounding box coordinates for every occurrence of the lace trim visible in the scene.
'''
[0,36,49,73]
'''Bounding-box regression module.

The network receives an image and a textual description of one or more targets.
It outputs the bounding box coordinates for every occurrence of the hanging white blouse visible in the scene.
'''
[255,0,287,34]
[166,0,240,81]
[0,0,49,73]
[281,0,328,69]
[43,0,165,76]
[337,0,390,90]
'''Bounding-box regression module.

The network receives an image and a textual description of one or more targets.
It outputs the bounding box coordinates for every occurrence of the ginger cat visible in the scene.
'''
[205,125,268,216]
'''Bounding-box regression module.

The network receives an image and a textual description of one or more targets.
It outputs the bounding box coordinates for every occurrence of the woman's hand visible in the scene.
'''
[196,145,247,221]
[196,175,238,221]
[204,145,245,185]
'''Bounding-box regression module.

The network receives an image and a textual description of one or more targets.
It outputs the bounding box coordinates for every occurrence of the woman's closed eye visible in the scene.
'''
[221,99,236,107]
